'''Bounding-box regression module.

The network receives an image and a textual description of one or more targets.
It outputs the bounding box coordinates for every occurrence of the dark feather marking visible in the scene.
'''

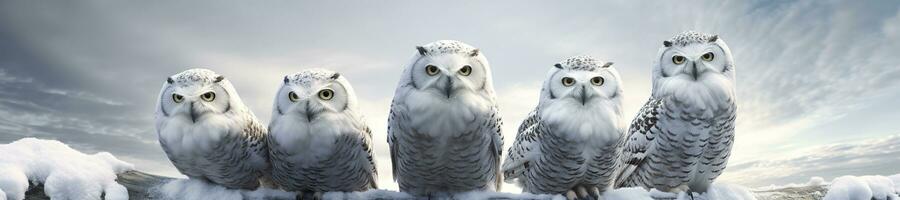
[416,46,428,56]
[469,48,480,57]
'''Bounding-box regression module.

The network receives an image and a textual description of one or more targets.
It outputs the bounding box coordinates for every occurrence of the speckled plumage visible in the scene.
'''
[554,55,614,71]
[267,69,377,193]
[503,56,625,198]
[415,40,478,56]
[155,68,270,190]
[388,40,504,196]
[666,31,719,47]
[614,31,737,194]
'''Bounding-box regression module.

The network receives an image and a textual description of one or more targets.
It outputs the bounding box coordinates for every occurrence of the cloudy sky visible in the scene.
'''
[1,0,899,191]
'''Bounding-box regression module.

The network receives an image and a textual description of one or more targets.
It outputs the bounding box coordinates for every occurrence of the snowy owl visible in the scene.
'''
[613,31,737,194]
[155,68,270,190]
[267,69,378,195]
[387,40,504,196]
[502,56,626,199]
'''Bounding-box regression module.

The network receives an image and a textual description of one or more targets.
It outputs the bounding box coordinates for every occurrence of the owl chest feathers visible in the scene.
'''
[401,89,492,137]
[269,112,360,162]
[540,101,623,146]
[158,113,244,156]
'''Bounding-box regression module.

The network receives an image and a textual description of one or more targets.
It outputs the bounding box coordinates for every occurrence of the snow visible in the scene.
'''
[3,137,898,200]
[153,182,756,200]
[322,189,415,199]
[0,138,134,200]
[892,174,900,194]
[621,183,757,200]
[325,184,756,200]
[153,179,295,200]
[824,175,899,200]
[603,187,654,200]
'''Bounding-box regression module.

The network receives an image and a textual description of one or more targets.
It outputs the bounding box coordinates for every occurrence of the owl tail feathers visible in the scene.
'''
[612,164,637,189]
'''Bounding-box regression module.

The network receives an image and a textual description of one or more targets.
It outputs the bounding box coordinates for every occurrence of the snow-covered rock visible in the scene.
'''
[0,138,134,200]
[824,175,899,200]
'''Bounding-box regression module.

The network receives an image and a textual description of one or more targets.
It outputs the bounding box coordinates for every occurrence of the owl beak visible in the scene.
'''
[685,60,708,81]
[691,62,699,80]
[189,102,199,123]
[443,76,453,98]
[578,85,592,106]
[305,101,315,122]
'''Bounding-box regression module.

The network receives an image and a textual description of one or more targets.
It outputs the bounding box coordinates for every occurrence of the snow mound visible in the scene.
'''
[824,175,899,200]
[153,179,295,200]
[0,137,134,200]
[891,174,900,194]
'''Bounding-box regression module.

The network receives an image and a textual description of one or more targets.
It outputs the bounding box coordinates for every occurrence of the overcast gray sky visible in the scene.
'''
[1,0,899,191]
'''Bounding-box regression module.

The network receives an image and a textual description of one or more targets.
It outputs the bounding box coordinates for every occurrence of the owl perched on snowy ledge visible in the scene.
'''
[503,55,626,199]
[614,31,737,195]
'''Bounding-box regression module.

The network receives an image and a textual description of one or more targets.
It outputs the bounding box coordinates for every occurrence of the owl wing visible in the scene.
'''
[242,116,270,170]
[613,97,664,188]
[706,104,736,180]
[206,114,270,189]
[517,109,540,134]
[387,100,406,183]
[358,122,379,189]
[484,105,506,189]
[501,109,542,183]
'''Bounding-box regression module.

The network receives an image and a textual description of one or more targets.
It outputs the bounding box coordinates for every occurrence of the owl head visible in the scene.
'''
[156,68,248,123]
[273,69,358,122]
[652,31,736,111]
[398,40,495,101]
[538,56,624,136]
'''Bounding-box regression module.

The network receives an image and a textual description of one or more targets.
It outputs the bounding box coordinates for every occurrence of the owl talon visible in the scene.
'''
[566,190,578,200]
[576,186,591,200]
[589,186,602,200]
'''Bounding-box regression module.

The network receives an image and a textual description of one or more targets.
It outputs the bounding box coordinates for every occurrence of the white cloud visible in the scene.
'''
[0,69,33,84]
[721,134,900,187]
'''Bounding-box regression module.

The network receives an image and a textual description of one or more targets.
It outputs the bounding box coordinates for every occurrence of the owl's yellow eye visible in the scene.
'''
[201,92,216,102]
[590,76,604,86]
[458,65,472,76]
[672,55,686,64]
[561,77,576,86]
[701,52,715,61]
[288,91,300,102]
[425,65,440,76]
[172,94,184,103]
[318,89,334,100]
